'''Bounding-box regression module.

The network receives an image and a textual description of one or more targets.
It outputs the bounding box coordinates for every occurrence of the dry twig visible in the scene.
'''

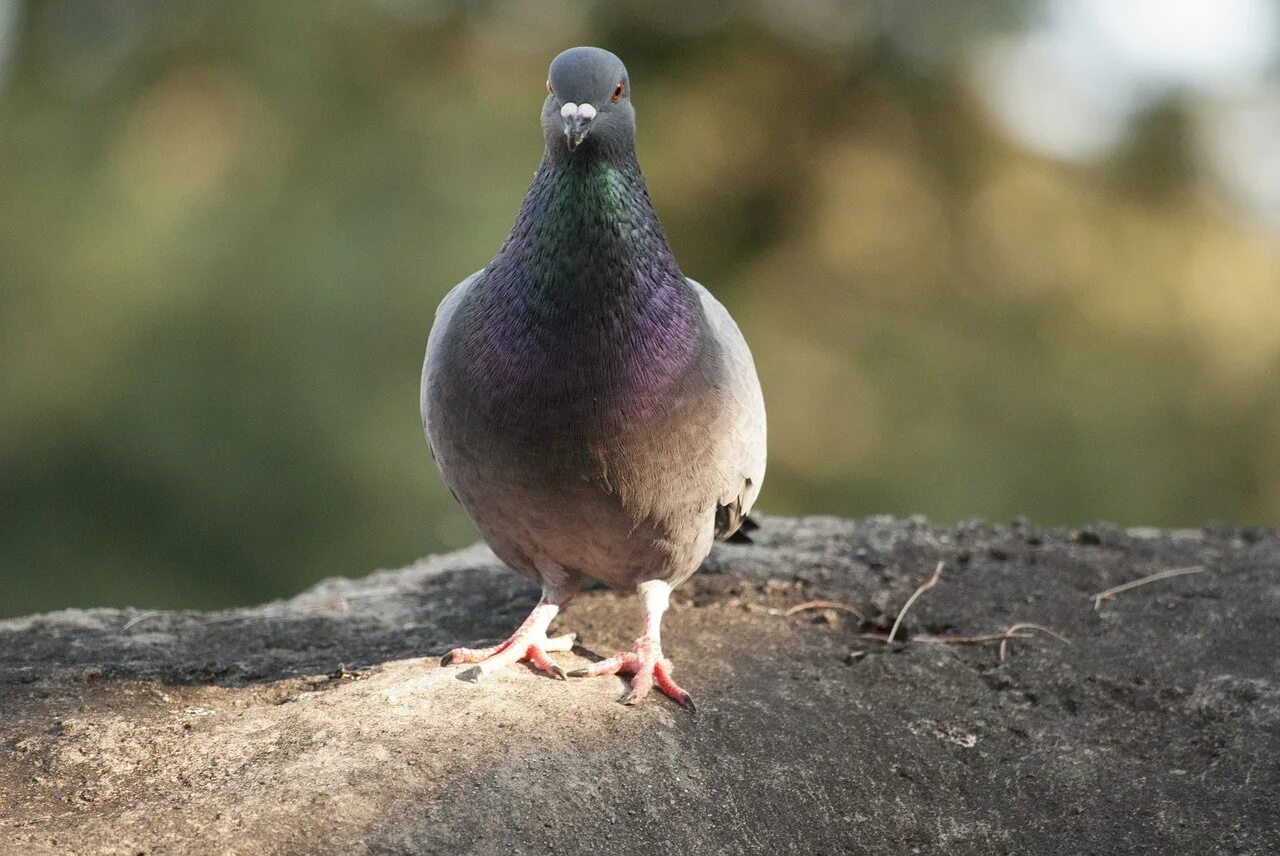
[886,561,944,644]
[859,631,1031,646]
[122,612,163,631]
[1090,566,1207,610]
[846,564,1069,665]
[998,622,1071,663]
[785,599,866,621]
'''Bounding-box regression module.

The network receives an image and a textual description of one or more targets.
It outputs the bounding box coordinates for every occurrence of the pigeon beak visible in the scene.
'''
[560,101,597,151]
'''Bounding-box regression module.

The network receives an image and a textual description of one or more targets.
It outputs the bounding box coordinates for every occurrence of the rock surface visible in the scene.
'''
[1,516,1277,855]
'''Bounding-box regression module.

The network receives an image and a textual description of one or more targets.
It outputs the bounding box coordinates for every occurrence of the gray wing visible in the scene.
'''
[421,270,482,467]
[688,278,767,541]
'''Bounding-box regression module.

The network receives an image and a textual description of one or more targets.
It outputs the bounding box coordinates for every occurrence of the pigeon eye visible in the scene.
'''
[611,81,624,102]
[547,80,554,95]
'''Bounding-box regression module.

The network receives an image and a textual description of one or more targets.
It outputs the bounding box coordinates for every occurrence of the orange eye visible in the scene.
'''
[547,80,554,94]
[611,81,624,102]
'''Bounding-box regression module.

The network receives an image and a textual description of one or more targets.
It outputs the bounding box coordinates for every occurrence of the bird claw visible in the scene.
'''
[439,631,573,682]
[569,642,694,710]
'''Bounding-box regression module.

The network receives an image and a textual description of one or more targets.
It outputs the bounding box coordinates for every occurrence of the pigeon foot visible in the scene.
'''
[441,631,576,681]
[567,639,695,711]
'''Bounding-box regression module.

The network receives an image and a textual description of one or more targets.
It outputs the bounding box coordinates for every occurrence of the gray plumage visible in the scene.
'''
[421,47,766,599]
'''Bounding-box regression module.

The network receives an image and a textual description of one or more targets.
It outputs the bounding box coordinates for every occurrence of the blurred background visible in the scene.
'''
[2,0,1279,618]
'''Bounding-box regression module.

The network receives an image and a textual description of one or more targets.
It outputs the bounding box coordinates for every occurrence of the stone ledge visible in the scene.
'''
[1,516,1277,854]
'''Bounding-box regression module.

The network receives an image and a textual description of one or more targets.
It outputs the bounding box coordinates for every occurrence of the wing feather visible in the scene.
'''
[421,270,482,488]
[687,278,767,540]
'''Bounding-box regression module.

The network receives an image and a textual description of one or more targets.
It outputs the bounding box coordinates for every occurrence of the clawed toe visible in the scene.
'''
[439,627,572,682]
[568,645,693,710]
[440,644,501,667]
[620,687,646,706]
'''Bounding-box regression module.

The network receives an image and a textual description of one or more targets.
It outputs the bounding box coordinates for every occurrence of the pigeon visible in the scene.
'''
[422,46,766,708]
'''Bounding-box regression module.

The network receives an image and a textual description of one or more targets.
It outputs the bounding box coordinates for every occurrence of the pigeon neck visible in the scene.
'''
[468,144,705,415]
[495,146,686,299]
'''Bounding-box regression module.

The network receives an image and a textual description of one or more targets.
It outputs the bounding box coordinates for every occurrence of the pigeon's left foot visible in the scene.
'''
[439,587,575,682]
[567,639,693,709]
[567,579,695,710]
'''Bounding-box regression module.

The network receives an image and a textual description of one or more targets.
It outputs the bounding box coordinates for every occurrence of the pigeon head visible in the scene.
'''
[542,47,634,156]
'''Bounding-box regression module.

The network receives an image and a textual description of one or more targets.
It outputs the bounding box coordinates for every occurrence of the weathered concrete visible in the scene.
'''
[1,516,1277,855]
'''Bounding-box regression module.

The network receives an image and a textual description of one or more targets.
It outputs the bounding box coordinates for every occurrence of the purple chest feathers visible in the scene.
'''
[456,271,707,424]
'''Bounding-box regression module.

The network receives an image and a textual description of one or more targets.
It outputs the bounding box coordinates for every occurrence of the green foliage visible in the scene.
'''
[2,3,1277,616]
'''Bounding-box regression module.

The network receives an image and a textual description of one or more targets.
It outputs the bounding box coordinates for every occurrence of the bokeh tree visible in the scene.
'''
[2,0,1278,616]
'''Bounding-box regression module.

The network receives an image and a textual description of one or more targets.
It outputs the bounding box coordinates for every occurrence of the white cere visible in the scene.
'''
[559,102,597,121]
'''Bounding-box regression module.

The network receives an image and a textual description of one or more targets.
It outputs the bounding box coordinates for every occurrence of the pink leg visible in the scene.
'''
[568,580,694,710]
[440,586,576,682]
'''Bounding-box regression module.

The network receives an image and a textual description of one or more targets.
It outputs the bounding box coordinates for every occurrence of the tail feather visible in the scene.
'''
[719,512,759,544]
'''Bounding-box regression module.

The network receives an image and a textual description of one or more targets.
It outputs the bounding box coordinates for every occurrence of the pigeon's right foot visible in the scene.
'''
[438,587,576,682]
[440,630,576,681]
